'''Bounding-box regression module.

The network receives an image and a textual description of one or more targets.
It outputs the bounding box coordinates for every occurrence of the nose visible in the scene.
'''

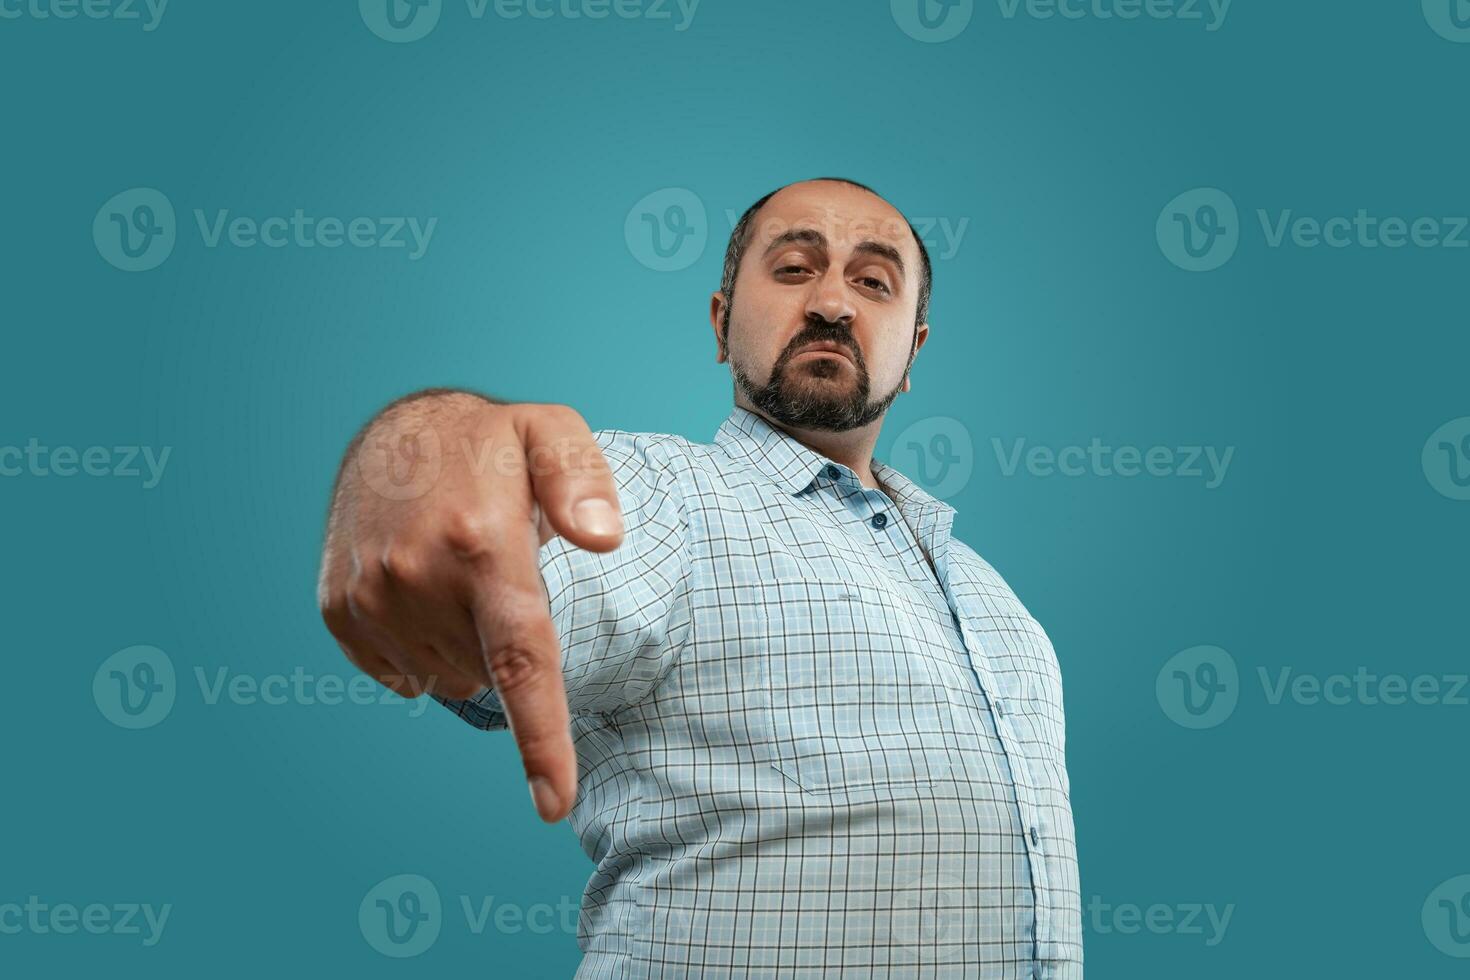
[804,265,856,327]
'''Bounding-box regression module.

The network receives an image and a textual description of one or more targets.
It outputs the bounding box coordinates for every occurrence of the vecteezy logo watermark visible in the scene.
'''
[1158,648,1470,729]
[92,647,454,729]
[888,416,975,500]
[0,897,172,946]
[360,0,700,41]
[891,0,975,43]
[626,188,707,272]
[359,873,580,957]
[0,0,168,30]
[996,0,1231,29]
[93,646,176,730]
[1258,667,1469,708]
[0,440,171,488]
[360,0,443,42]
[1156,645,1238,729]
[192,666,443,716]
[1424,875,1470,958]
[1423,417,1470,501]
[1156,187,1240,272]
[360,874,442,958]
[1423,0,1470,43]
[94,188,438,271]
[631,193,971,271]
[93,188,176,272]
[892,0,1231,42]
[356,422,446,502]
[1159,187,1470,272]
[718,205,971,262]
[1086,897,1234,947]
[992,437,1234,489]
[356,429,610,502]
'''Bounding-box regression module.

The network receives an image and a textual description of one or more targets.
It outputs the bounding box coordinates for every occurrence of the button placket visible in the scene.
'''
[956,622,1053,944]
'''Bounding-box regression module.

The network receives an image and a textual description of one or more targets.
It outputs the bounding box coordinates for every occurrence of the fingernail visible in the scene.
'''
[529,776,561,822]
[572,498,622,537]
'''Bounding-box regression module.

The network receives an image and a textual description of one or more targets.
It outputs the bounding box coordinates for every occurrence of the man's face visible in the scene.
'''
[711,181,929,432]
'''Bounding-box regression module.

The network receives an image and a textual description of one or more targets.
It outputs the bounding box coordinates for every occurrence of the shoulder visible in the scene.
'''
[591,428,699,467]
[585,429,708,518]
[590,428,728,490]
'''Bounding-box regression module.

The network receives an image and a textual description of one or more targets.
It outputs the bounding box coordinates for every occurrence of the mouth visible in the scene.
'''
[791,340,855,365]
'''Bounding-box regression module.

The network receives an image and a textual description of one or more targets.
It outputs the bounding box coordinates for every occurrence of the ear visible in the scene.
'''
[902,322,929,392]
[709,291,728,363]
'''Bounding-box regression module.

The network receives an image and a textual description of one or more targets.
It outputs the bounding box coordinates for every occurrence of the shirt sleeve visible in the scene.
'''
[434,429,692,731]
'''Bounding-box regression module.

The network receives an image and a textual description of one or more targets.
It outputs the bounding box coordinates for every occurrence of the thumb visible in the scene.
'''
[515,405,625,552]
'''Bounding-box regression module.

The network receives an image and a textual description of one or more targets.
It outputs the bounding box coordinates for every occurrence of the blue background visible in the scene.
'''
[3,0,1468,976]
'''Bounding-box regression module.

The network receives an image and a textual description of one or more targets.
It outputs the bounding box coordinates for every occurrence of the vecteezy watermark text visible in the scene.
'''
[890,0,1231,43]
[359,0,700,43]
[1157,646,1470,729]
[0,897,171,946]
[92,646,453,729]
[1158,187,1470,272]
[619,187,971,274]
[1086,897,1233,946]
[0,0,168,30]
[358,873,579,958]
[0,440,170,488]
[94,188,437,272]
[992,437,1234,488]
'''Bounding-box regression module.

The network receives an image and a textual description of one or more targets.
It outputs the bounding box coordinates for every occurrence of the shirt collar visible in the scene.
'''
[715,405,830,496]
[713,405,957,521]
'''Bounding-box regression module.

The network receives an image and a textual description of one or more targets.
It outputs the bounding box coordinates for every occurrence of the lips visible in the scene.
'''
[792,340,855,364]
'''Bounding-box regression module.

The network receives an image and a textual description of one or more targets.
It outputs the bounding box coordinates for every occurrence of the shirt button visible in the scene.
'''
[1030,827,1040,847]
[826,465,840,479]
[994,699,1005,719]
[871,513,888,529]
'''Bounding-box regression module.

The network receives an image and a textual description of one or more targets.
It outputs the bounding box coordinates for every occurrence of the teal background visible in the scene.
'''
[3,1,1468,976]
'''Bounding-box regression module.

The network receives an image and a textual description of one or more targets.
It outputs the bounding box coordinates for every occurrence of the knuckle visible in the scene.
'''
[484,643,543,697]
[528,402,579,426]
[345,581,386,621]
[378,547,423,585]
[442,510,493,557]
[486,585,549,630]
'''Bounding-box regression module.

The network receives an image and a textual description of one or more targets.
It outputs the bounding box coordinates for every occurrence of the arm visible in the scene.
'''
[316,388,626,822]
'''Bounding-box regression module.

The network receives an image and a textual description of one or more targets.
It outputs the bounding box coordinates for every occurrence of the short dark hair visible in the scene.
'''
[719,177,933,335]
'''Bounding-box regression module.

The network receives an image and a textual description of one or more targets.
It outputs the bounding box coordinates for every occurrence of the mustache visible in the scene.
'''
[783,321,861,364]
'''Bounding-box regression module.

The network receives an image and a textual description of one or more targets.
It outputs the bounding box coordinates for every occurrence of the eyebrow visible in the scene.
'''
[762,227,907,283]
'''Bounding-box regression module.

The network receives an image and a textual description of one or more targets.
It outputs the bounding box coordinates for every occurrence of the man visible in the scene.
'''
[318,178,1082,977]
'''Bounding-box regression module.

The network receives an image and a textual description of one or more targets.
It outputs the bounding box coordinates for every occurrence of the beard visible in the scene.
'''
[726,310,908,432]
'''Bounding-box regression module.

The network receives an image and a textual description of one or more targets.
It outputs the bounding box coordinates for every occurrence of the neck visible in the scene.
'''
[737,397,884,489]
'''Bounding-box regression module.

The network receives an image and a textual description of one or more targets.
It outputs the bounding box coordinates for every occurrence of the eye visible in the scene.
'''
[776,265,812,276]
[858,276,892,295]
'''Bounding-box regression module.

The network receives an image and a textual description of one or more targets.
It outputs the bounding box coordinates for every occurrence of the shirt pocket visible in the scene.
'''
[732,578,956,800]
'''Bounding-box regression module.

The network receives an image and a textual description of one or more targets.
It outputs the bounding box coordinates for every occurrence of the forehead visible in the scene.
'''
[748,182,916,264]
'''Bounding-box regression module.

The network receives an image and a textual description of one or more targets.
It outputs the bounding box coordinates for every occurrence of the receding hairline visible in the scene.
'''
[735,178,914,253]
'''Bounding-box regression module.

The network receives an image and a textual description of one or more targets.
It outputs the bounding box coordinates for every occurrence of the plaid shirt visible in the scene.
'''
[439,405,1082,978]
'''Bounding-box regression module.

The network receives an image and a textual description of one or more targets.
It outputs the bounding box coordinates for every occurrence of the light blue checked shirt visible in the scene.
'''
[440,405,1082,978]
